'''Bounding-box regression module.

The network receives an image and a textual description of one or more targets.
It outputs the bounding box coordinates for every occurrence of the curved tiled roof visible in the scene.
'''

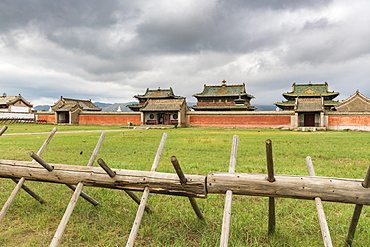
[51,97,101,111]
[282,82,339,98]
[193,81,254,98]
[0,94,33,107]
[334,91,370,112]
[140,99,186,111]
[134,87,184,99]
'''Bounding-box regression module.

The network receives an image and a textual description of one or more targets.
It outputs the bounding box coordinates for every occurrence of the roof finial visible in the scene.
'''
[222,80,227,86]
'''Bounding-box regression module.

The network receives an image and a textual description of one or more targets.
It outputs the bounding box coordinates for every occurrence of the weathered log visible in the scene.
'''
[207,172,370,205]
[0,159,206,198]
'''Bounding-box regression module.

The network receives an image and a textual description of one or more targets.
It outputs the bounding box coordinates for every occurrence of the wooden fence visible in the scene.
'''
[1,125,369,246]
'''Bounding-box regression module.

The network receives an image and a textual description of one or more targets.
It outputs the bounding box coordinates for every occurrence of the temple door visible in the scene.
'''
[163,114,170,125]
[304,113,315,127]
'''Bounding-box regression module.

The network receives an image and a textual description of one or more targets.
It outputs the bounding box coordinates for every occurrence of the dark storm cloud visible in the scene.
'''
[0,0,120,31]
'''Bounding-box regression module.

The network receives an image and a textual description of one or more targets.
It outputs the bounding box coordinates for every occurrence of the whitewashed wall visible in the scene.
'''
[0,112,34,119]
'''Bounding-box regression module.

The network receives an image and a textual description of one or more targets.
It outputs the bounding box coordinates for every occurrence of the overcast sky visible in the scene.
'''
[1,0,369,107]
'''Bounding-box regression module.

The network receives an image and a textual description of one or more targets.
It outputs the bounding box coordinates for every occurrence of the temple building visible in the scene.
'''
[333,91,370,112]
[141,98,187,125]
[191,80,256,111]
[127,87,184,112]
[275,82,339,127]
[50,97,101,124]
[0,93,33,113]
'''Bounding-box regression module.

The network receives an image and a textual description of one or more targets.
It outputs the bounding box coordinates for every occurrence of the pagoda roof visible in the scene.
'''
[282,82,339,98]
[275,99,339,107]
[134,87,184,99]
[141,99,186,112]
[0,94,33,107]
[193,80,254,98]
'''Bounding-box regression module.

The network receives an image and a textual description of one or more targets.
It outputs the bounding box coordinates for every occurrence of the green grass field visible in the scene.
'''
[1,124,370,246]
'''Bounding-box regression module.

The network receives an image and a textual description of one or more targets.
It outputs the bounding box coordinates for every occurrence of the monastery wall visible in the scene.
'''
[78,112,141,125]
[34,111,370,131]
[35,112,141,125]
[35,112,55,123]
[327,112,370,131]
[187,111,295,128]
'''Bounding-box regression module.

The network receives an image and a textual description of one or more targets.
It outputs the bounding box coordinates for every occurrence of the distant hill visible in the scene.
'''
[101,103,134,112]
[93,102,112,108]
[34,105,50,111]
[254,105,277,111]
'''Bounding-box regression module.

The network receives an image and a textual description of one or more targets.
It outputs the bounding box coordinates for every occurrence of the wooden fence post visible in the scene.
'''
[50,132,106,247]
[345,165,370,246]
[0,127,57,223]
[0,125,8,136]
[171,156,204,220]
[97,158,153,214]
[220,135,238,247]
[306,156,333,247]
[126,133,167,247]
[266,139,276,235]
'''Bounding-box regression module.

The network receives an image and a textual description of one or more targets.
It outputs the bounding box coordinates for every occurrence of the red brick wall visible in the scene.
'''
[79,114,141,125]
[328,115,370,126]
[36,114,55,123]
[189,115,291,127]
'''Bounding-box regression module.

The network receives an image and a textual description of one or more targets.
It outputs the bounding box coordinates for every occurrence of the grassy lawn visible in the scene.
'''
[1,124,370,246]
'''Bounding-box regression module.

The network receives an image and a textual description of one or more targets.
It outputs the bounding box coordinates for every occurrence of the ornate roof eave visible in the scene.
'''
[193,93,254,98]
[1,95,33,107]
[274,101,295,106]
[339,91,370,105]
[282,92,340,98]
[191,105,256,110]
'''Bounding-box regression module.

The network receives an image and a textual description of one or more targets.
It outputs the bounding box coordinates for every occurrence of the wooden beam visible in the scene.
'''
[11,178,45,203]
[2,158,370,204]
[207,172,370,205]
[0,159,206,198]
